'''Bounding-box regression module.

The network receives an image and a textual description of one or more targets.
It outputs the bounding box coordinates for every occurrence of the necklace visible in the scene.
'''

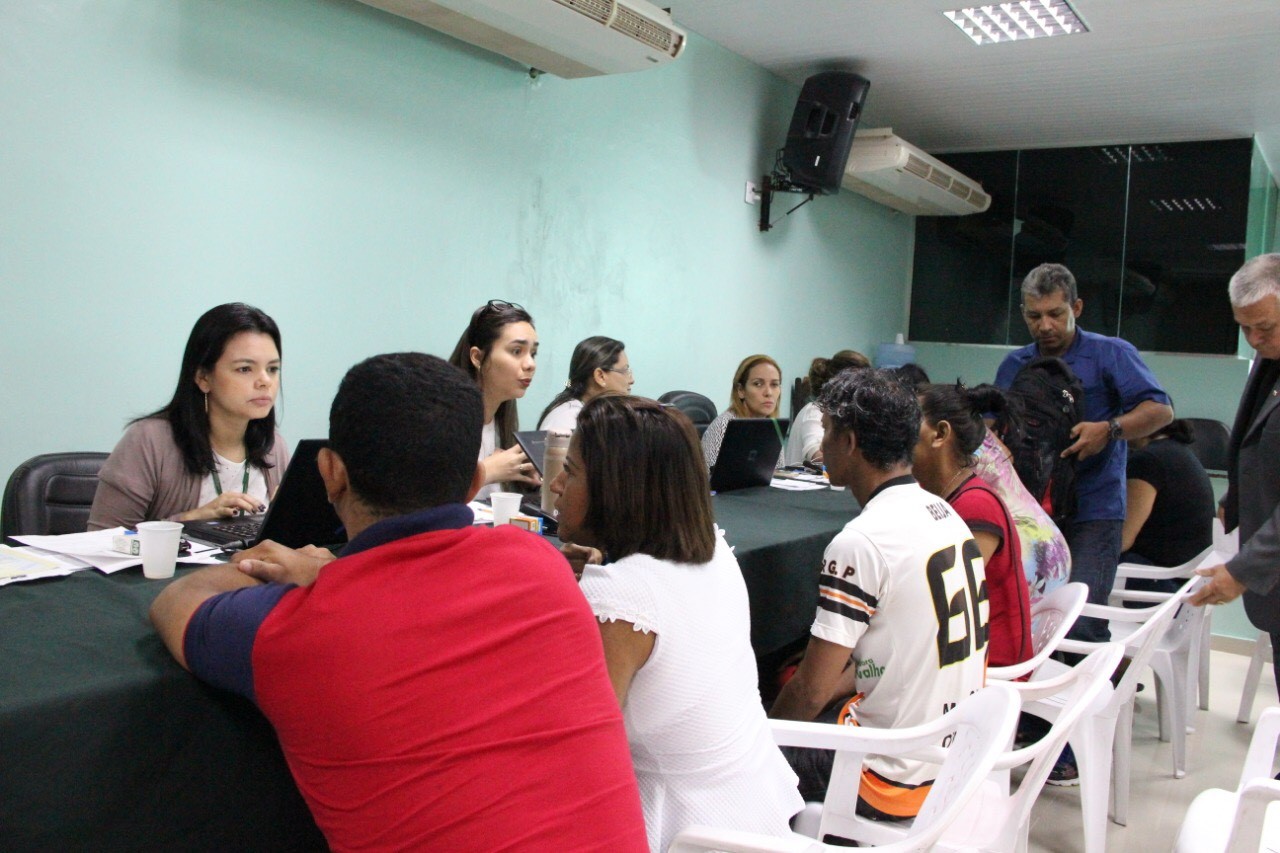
[941,467,971,499]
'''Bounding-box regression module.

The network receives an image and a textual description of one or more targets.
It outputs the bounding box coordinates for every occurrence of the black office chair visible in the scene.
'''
[791,376,811,423]
[1,452,109,540]
[658,390,718,436]
[1183,418,1231,475]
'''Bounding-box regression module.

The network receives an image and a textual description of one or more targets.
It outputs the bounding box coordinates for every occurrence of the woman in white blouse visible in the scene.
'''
[550,395,802,853]
[536,336,633,432]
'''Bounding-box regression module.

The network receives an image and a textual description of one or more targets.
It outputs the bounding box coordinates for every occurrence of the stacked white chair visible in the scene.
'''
[783,643,1123,853]
[1024,577,1195,853]
[1239,632,1275,724]
[667,684,1020,853]
[1174,706,1280,853]
[987,581,1088,682]
[1109,545,1224,777]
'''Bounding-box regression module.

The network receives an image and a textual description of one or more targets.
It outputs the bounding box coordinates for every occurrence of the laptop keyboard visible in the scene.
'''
[184,514,264,546]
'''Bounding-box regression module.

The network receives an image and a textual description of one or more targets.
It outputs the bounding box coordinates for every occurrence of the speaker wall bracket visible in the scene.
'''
[758,171,816,233]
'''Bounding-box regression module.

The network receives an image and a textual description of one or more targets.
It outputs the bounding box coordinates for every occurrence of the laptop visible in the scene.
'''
[709,418,788,493]
[183,439,347,550]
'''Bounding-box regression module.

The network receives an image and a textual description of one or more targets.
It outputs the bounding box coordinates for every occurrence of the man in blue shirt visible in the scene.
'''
[996,263,1173,645]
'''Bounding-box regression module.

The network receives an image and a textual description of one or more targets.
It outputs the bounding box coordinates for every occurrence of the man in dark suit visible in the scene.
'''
[1193,253,1280,697]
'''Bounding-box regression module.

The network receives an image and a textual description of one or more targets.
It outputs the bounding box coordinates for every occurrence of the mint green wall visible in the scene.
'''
[0,1,913,505]
[912,141,1280,640]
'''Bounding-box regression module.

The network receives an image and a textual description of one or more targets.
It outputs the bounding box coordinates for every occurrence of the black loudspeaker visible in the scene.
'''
[781,72,870,195]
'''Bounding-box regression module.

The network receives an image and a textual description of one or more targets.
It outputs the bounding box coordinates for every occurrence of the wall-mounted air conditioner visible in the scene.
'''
[841,129,992,216]
[353,0,686,79]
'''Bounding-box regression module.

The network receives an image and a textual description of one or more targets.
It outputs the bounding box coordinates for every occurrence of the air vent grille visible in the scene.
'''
[551,0,612,25]
[903,154,932,180]
[948,181,972,201]
[927,169,953,190]
[611,5,681,53]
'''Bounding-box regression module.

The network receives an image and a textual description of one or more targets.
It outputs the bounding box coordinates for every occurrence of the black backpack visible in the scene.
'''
[1005,356,1086,524]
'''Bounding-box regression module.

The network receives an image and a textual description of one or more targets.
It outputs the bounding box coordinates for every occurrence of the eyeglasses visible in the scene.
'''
[604,366,633,377]
[484,299,526,313]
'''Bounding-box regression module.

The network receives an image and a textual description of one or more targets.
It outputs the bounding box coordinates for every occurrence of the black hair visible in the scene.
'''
[574,396,715,563]
[141,302,282,477]
[890,363,931,388]
[330,353,482,516]
[807,350,870,397]
[538,336,625,427]
[918,382,1013,463]
[447,300,536,452]
[817,368,920,470]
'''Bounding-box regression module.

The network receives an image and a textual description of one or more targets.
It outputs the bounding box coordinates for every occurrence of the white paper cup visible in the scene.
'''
[137,521,184,579]
[491,492,522,526]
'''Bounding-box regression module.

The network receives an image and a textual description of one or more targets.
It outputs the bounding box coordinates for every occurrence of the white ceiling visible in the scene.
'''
[670,0,1280,168]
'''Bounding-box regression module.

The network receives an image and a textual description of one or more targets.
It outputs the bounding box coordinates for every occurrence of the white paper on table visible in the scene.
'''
[770,477,827,491]
[14,528,143,572]
[0,545,91,585]
[468,501,493,525]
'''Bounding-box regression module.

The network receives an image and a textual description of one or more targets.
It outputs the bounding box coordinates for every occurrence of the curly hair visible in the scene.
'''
[817,368,920,470]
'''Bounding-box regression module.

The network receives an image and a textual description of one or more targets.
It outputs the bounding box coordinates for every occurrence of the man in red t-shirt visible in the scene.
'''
[152,352,648,852]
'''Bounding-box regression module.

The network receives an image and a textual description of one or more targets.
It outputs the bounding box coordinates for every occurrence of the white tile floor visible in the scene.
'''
[1027,644,1274,852]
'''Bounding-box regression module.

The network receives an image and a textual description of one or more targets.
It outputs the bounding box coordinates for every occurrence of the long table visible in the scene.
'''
[0,485,855,851]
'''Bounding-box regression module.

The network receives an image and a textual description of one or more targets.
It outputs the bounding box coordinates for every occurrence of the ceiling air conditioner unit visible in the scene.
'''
[841,129,992,216]
[353,0,686,79]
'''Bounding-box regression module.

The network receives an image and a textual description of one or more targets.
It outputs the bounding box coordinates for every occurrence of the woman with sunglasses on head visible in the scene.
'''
[551,396,802,852]
[701,354,784,469]
[89,303,289,531]
[912,382,1032,669]
[448,300,541,502]
[537,336,633,432]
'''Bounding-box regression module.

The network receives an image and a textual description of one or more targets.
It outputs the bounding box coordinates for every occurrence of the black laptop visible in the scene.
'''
[183,439,346,550]
[709,418,788,493]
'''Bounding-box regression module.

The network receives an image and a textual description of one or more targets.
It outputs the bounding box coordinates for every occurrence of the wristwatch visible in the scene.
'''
[1107,418,1123,441]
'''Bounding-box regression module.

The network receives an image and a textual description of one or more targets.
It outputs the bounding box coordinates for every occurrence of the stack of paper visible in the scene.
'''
[1,527,225,585]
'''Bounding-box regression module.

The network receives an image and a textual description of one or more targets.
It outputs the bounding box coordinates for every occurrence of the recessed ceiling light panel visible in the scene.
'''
[944,1,1090,45]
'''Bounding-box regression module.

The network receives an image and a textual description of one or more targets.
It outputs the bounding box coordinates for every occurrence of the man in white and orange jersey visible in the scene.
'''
[770,367,989,824]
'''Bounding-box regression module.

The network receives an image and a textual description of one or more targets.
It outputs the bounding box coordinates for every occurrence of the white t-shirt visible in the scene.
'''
[811,477,989,808]
[474,420,499,503]
[196,452,270,509]
[579,534,803,852]
[784,401,823,467]
[538,399,583,433]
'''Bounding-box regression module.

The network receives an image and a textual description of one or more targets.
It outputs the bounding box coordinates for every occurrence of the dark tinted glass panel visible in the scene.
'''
[909,151,1017,344]
[1119,139,1250,354]
[1009,145,1128,345]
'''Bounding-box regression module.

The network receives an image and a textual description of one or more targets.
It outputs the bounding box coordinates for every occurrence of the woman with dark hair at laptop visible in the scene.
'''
[88,303,290,530]
[550,396,802,852]
[448,300,542,502]
[537,335,633,432]
[701,353,784,469]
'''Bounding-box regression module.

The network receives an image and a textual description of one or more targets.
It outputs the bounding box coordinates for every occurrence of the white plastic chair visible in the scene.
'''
[1174,706,1280,853]
[988,581,1088,681]
[1109,546,1224,778]
[1023,577,1194,853]
[742,684,1020,852]
[1239,631,1275,724]
[785,644,1123,853]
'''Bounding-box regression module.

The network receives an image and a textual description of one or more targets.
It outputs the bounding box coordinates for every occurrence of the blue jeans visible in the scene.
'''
[1064,519,1123,644]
